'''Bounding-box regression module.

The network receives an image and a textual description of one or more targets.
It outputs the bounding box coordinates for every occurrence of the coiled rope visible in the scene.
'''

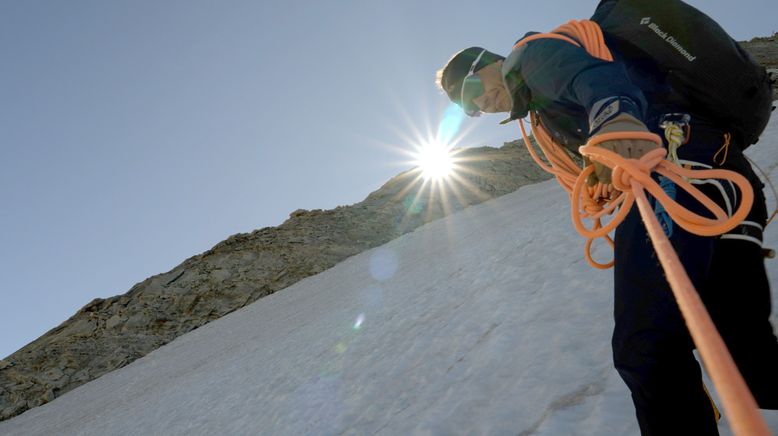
[514,20,769,435]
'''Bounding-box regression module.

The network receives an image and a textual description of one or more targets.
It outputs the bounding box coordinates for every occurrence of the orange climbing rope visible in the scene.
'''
[514,20,769,436]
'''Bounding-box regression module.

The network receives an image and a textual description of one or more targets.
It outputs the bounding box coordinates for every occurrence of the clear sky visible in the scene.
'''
[1,0,776,359]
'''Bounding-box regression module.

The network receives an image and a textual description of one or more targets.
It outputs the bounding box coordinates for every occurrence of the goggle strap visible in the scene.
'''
[461,49,487,116]
[467,49,487,76]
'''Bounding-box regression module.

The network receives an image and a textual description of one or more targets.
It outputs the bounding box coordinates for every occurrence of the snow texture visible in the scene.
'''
[2,116,778,435]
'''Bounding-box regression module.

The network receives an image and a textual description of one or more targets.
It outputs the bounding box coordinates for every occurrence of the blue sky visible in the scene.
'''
[1,0,776,359]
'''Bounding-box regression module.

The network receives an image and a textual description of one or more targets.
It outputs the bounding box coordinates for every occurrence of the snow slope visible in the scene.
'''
[2,116,778,435]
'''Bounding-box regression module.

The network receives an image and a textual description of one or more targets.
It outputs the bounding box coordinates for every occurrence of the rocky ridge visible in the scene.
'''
[746,33,778,98]
[1,35,776,422]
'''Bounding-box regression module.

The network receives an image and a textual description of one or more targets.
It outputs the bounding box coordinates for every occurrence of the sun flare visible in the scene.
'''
[413,141,455,180]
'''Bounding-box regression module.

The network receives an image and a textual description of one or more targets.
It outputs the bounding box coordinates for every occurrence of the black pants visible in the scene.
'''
[612,123,778,435]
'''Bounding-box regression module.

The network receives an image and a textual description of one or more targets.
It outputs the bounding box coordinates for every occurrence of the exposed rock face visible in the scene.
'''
[1,35,776,423]
[744,33,778,98]
[0,141,551,421]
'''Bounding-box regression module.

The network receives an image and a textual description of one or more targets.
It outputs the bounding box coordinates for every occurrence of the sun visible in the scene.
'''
[413,140,456,180]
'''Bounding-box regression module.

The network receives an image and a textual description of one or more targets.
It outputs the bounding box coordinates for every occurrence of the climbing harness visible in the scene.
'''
[513,19,770,436]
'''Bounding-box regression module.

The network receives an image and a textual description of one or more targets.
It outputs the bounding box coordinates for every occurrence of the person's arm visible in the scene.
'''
[519,37,659,185]
[519,37,647,133]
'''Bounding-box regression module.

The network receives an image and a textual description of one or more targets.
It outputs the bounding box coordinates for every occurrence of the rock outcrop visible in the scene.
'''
[745,33,778,98]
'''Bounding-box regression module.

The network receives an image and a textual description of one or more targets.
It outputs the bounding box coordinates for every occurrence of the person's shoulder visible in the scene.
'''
[514,32,586,70]
[513,31,539,46]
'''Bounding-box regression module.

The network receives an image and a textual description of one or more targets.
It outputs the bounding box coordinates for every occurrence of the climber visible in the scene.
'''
[435,2,778,435]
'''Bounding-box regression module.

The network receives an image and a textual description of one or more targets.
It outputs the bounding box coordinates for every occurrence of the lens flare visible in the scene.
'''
[369,248,399,281]
[413,140,455,180]
[403,193,425,215]
[438,103,465,144]
[353,313,365,330]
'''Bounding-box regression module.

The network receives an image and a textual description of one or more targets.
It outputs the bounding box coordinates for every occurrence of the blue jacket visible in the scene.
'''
[501,32,695,153]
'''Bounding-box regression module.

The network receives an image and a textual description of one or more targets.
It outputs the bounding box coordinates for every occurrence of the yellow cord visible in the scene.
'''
[661,121,686,166]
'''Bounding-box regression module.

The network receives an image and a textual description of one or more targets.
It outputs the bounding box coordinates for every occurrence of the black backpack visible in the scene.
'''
[591,0,774,147]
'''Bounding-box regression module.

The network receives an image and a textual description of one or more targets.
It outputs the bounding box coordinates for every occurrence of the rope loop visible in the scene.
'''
[519,120,754,268]
[576,139,753,238]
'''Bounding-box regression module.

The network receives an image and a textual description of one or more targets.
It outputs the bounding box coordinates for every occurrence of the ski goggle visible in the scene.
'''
[460,49,486,117]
